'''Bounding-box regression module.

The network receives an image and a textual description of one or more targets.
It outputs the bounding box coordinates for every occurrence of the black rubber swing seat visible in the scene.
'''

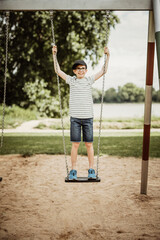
[65,177,101,182]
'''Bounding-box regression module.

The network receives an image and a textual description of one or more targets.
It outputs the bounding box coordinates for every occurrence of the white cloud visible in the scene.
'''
[87,11,159,91]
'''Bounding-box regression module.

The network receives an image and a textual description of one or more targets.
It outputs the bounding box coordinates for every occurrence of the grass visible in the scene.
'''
[0,105,40,129]
[0,105,159,158]
[0,134,160,158]
[0,104,160,129]
[34,116,160,130]
[100,116,160,129]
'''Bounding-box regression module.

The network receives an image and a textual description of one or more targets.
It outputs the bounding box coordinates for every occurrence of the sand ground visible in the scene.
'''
[0,154,160,240]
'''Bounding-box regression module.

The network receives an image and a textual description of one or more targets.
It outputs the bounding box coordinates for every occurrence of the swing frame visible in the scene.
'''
[0,0,153,11]
[0,0,160,194]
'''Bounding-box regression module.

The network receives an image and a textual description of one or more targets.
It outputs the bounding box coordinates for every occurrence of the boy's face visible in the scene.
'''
[73,65,87,79]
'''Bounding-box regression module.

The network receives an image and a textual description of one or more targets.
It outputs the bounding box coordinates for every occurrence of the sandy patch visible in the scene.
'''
[0,154,160,240]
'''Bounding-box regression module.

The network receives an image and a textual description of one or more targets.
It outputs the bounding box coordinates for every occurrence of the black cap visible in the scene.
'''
[72,60,87,70]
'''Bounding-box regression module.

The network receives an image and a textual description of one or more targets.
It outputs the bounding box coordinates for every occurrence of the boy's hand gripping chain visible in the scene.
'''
[1,11,10,148]
[96,10,110,178]
[50,11,69,178]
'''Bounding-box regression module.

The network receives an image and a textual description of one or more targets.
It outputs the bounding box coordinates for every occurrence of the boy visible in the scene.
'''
[52,45,110,180]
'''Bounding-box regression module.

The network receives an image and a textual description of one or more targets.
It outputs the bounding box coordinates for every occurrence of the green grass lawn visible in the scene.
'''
[0,105,159,157]
[0,134,159,158]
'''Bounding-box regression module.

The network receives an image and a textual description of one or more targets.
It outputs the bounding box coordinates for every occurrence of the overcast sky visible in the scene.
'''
[87,11,159,91]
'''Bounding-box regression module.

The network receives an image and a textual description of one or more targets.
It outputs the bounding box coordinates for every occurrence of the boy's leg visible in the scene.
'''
[85,142,94,169]
[85,142,96,179]
[70,117,81,169]
[71,142,80,169]
[82,118,94,169]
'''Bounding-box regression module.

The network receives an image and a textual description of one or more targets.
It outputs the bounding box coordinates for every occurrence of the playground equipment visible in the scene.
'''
[50,10,110,182]
[0,0,160,194]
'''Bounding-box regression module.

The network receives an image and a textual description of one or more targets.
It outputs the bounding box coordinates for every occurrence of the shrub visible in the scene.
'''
[23,79,68,117]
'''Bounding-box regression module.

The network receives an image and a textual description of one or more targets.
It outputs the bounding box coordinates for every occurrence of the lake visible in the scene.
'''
[93,103,160,119]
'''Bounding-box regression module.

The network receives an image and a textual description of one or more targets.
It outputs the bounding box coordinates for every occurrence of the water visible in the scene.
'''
[93,103,160,119]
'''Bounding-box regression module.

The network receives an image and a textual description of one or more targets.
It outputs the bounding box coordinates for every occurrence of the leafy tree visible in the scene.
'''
[92,88,101,103]
[152,88,160,102]
[95,84,160,103]
[0,11,119,115]
[152,88,157,101]
[156,90,160,102]
[104,88,117,102]
[135,87,145,102]
[23,79,68,117]
[117,83,145,102]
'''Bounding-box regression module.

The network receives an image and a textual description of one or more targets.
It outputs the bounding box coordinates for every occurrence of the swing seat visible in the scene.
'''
[65,176,101,182]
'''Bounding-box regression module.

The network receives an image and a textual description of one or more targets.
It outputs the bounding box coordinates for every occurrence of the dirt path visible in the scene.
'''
[4,118,160,133]
[0,154,160,240]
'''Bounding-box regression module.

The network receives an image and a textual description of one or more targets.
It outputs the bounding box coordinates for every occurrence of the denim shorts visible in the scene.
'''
[70,117,93,142]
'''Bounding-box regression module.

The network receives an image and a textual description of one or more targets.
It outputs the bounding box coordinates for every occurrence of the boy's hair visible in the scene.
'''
[72,60,87,70]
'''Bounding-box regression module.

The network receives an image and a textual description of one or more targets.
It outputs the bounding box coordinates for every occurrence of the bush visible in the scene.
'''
[92,88,101,103]
[104,88,117,102]
[23,79,68,118]
[0,104,39,128]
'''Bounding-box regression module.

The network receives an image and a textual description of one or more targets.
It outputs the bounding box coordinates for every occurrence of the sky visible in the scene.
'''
[86,11,159,91]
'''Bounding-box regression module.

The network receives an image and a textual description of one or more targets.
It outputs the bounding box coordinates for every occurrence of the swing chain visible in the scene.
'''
[49,11,69,177]
[1,11,10,148]
[96,10,110,178]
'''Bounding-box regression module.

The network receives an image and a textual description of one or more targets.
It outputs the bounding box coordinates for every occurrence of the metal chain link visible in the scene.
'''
[96,10,110,178]
[1,11,10,148]
[49,11,69,177]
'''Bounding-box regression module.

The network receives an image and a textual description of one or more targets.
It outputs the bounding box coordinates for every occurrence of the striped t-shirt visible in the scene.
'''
[66,75,95,119]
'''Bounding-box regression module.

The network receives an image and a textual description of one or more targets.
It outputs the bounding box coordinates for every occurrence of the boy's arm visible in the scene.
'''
[94,47,110,81]
[52,45,67,81]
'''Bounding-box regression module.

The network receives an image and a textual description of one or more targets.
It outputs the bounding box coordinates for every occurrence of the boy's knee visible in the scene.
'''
[85,142,93,148]
[72,142,80,149]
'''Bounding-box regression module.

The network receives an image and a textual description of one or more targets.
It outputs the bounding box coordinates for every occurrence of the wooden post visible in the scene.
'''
[141,11,155,195]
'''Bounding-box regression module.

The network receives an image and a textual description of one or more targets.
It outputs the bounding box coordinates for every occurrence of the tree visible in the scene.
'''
[104,88,117,102]
[117,83,145,102]
[23,79,68,117]
[152,88,160,102]
[92,88,101,103]
[156,90,160,102]
[0,11,119,114]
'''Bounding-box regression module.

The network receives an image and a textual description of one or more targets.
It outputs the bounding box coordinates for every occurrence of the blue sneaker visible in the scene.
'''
[69,169,77,180]
[88,168,96,179]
